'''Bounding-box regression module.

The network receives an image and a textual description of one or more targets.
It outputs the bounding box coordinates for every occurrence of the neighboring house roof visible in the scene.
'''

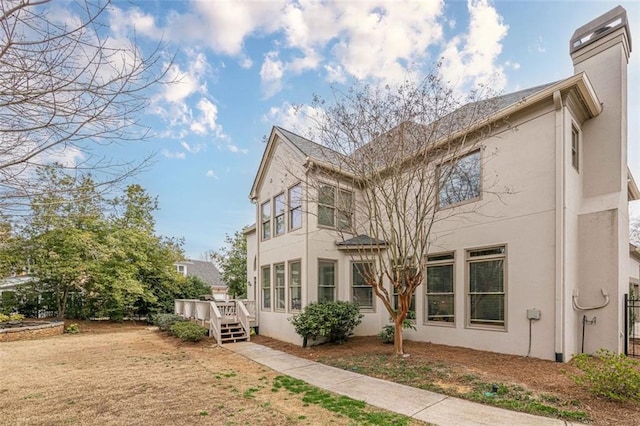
[336,234,388,249]
[631,243,640,263]
[0,276,36,291]
[175,260,226,288]
[243,223,256,235]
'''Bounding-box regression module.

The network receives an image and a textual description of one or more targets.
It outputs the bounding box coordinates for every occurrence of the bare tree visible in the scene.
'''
[292,76,503,355]
[632,216,640,246]
[0,0,170,212]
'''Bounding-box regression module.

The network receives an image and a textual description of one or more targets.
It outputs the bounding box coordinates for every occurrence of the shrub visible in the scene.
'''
[378,316,417,344]
[153,313,186,331]
[0,313,24,323]
[65,323,80,334]
[289,301,363,346]
[571,349,640,401]
[169,321,207,342]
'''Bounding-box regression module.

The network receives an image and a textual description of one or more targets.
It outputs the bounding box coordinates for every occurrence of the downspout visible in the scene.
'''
[553,90,566,362]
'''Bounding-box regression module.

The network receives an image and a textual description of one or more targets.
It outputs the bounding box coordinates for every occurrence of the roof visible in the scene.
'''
[631,244,640,263]
[336,234,387,248]
[275,126,346,167]
[176,260,226,288]
[0,275,36,290]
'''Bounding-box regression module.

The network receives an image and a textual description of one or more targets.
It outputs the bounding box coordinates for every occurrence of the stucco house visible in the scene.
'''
[175,259,228,300]
[245,6,637,362]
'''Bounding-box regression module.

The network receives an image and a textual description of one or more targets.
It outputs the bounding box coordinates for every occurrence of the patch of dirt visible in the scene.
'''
[253,335,640,425]
[0,321,421,425]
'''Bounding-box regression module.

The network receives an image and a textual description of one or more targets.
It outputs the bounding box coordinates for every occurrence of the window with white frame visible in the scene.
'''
[467,246,506,328]
[425,253,455,323]
[289,184,302,231]
[318,185,353,229]
[289,261,301,311]
[318,260,336,303]
[274,193,286,236]
[438,150,481,208]
[352,262,373,310]
[176,264,186,276]
[261,200,271,240]
[571,125,580,172]
[261,266,271,310]
[274,263,285,311]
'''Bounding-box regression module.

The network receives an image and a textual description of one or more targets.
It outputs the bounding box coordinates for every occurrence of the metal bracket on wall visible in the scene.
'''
[572,288,610,310]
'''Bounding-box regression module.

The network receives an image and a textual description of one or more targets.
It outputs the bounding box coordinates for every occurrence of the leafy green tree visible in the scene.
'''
[211,231,247,298]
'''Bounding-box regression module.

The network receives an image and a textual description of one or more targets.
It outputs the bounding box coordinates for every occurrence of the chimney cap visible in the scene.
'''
[570,6,631,55]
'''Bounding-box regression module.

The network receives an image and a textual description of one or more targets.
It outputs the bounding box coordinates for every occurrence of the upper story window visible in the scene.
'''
[176,264,186,276]
[261,200,271,240]
[438,150,481,208]
[274,193,286,236]
[289,184,303,231]
[318,185,353,229]
[571,125,580,172]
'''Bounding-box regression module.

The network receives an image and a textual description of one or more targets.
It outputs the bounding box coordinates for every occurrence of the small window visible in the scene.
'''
[438,150,481,208]
[261,201,271,240]
[261,266,271,310]
[274,263,285,311]
[318,185,353,229]
[318,260,336,303]
[467,246,506,328]
[571,125,580,172]
[274,193,285,236]
[426,253,455,324]
[176,264,186,275]
[352,262,374,310]
[289,261,301,311]
[289,184,303,231]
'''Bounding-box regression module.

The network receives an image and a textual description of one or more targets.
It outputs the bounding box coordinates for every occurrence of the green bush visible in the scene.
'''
[65,323,80,334]
[289,301,363,346]
[169,321,207,342]
[571,349,640,401]
[0,313,24,323]
[153,313,186,331]
[378,317,417,344]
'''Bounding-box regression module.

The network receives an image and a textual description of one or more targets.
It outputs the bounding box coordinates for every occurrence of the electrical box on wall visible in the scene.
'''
[527,308,541,320]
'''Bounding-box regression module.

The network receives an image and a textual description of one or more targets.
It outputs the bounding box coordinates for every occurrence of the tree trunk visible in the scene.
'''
[393,317,404,355]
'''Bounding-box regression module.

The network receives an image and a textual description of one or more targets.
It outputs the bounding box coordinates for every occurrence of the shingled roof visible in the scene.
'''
[176,260,226,288]
[336,234,388,248]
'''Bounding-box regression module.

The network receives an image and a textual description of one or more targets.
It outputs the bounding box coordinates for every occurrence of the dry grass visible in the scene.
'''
[0,322,393,426]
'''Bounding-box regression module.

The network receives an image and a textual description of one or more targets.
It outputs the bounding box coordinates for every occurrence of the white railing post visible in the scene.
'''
[209,302,222,344]
[235,300,252,342]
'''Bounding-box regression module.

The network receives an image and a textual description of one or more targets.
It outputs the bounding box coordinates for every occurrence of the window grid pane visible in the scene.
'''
[352,262,373,309]
[467,247,505,327]
[318,261,335,303]
[261,201,271,240]
[290,262,301,311]
[262,266,271,310]
[438,150,481,208]
[289,184,302,230]
[274,193,285,236]
[426,259,454,324]
[275,264,285,310]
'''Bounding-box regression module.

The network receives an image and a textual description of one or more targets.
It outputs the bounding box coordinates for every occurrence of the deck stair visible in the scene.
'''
[220,322,249,343]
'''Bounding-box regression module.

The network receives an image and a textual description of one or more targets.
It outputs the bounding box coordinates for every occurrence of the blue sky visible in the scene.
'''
[90,0,639,259]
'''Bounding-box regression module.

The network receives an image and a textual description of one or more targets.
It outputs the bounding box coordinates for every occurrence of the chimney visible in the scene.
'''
[570,6,631,198]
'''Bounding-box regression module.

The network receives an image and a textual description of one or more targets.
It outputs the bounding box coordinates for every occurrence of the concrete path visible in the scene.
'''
[225,341,583,426]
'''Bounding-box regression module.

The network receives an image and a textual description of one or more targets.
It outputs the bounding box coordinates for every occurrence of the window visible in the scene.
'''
[438,150,481,208]
[467,246,506,328]
[274,193,285,236]
[261,200,271,240]
[318,185,353,229]
[274,264,285,311]
[289,261,301,311]
[289,184,302,230]
[352,262,373,310]
[176,264,186,275]
[261,266,271,310]
[571,125,580,172]
[425,253,455,323]
[318,260,336,303]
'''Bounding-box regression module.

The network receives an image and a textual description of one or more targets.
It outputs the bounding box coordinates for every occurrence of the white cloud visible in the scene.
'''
[264,102,326,140]
[206,169,219,179]
[44,146,85,168]
[240,56,254,69]
[324,63,346,83]
[161,149,186,160]
[227,144,249,154]
[181,142,205,154]
[439,0,508,93]
[260,51,285,97]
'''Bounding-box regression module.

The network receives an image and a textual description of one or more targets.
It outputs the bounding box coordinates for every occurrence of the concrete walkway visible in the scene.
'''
[225,341,583,426]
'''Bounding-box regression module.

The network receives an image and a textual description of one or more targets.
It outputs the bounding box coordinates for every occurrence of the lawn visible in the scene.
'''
[0,322,422,426]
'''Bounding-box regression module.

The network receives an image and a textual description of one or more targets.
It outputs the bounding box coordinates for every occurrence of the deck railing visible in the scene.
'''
[236,300,251,341]
[209,301,222,343]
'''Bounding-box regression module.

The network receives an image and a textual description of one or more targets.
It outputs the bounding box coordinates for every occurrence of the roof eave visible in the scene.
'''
[629,167,640,201]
